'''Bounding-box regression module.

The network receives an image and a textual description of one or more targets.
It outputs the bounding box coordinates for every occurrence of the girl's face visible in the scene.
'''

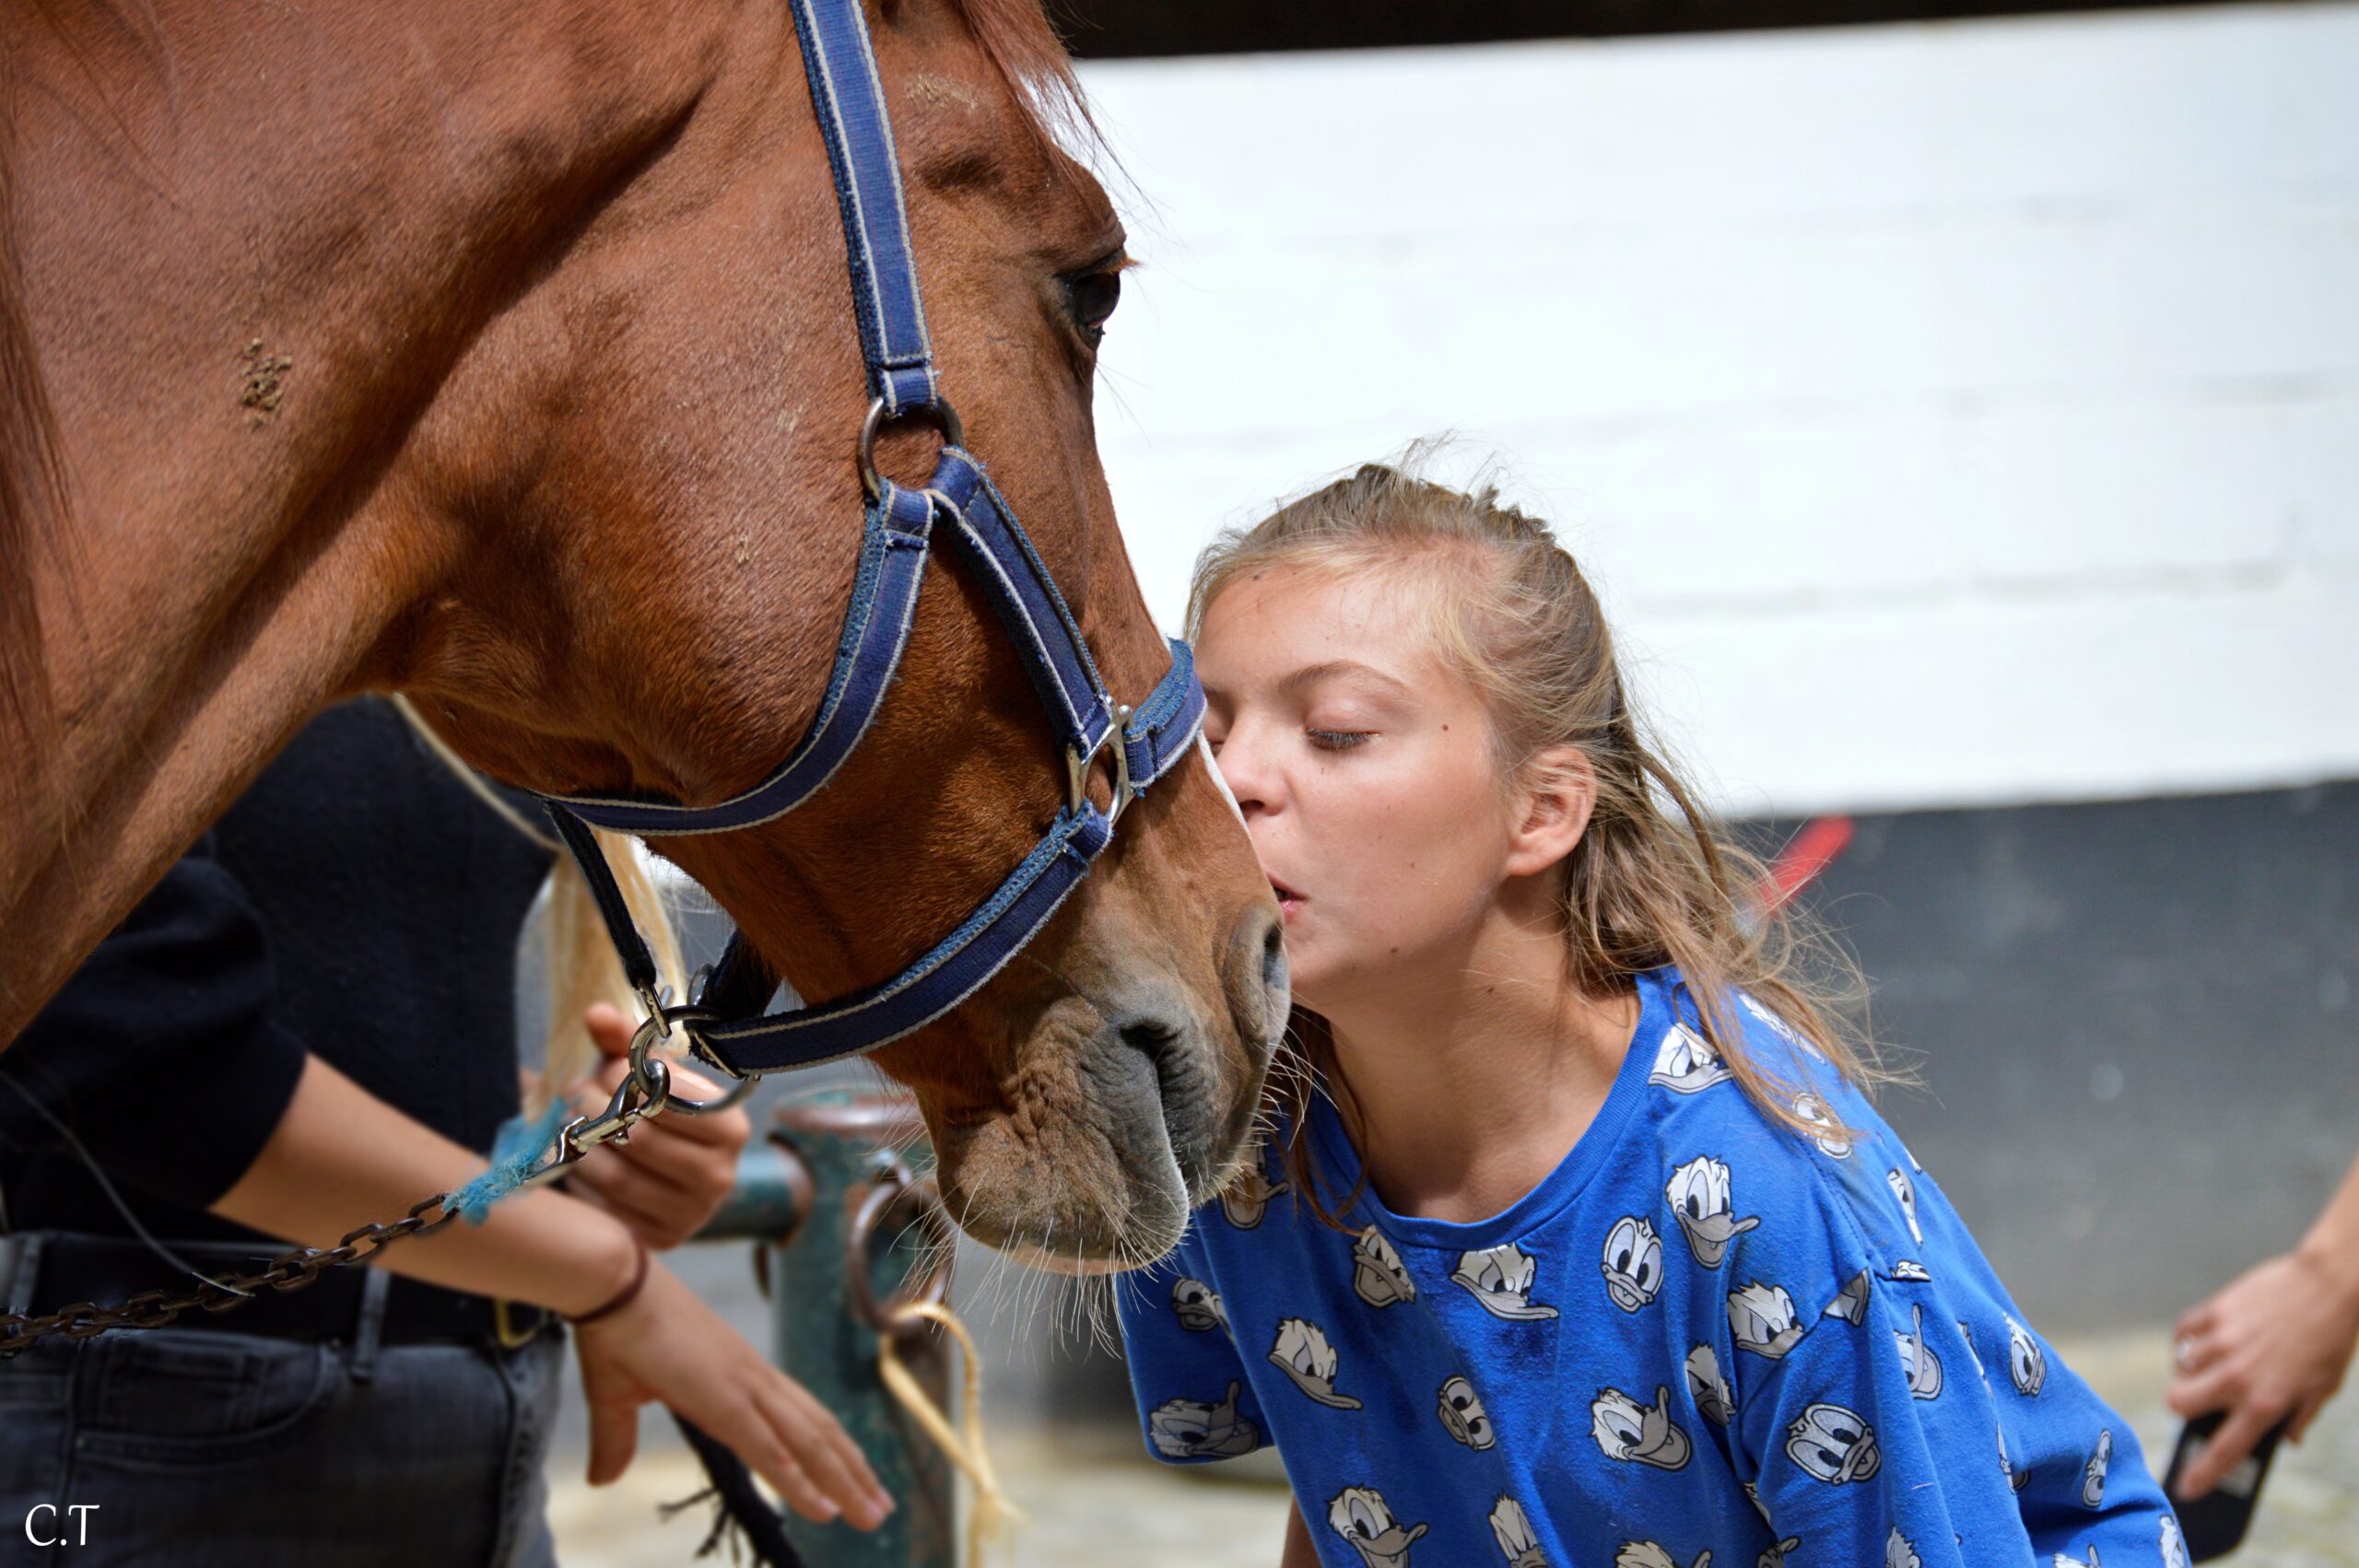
[1197,564,1524,1009]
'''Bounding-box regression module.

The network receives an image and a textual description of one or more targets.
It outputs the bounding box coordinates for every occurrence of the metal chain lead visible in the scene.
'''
[0,1023,711,1357]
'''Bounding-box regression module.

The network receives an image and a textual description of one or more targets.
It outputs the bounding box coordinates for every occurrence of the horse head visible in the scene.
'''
[0,0,1281,1269]
[391,0,1285,1267]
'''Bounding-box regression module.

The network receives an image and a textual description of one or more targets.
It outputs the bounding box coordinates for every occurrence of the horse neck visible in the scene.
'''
[0,1,729,1041]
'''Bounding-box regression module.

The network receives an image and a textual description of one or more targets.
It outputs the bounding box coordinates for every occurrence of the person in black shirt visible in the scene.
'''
[0,699,890,1566]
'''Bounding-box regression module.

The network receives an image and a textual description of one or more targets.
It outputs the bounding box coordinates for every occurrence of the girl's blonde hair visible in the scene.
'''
[1188,452,1884,1225]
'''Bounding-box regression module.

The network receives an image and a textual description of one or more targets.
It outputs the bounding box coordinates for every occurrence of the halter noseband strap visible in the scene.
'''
[537,0,1205,1079]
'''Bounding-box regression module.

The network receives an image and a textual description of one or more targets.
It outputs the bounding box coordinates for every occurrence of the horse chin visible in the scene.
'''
[919,994,1268,1271]
[931,1113,1192,1274]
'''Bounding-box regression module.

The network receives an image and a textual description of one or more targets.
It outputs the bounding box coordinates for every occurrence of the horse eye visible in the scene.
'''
[1063,265,1122,346]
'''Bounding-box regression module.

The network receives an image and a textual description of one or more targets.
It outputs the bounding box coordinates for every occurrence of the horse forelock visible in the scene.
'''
[942,0,1106,173]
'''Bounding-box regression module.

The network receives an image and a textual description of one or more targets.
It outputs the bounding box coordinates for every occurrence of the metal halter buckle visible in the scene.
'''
[1065,703,1134,826]
[857,396,964,502]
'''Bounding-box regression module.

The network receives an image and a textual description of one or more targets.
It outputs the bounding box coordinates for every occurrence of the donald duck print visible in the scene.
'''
[1649,1024,1733,1094]
[1454,1242,1558,1321]
[1728,1281,1804,1359]
[1602,1216,1665,1312]
[1170,1276,1226,1334]
[1616,1544,1708,1568]
[1666,1155,1760,1268]
[1148,1382,1260,1459]
[1328,1486,1427,1568]
[1353,1225,1416,1307]
[1591,1385,1694,1471]
[1491,1496,1548,1567]
[1785,1401,1882,1486]
[1438,1375,1496,1449]
[1270,1317,1364,1410]
[1220,1159,1289,1230]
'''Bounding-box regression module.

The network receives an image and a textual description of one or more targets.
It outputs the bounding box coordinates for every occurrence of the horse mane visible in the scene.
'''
[0,59,64,764]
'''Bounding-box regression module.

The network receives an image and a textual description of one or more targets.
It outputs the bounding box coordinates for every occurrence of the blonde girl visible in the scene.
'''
[1118,460,2184,1568]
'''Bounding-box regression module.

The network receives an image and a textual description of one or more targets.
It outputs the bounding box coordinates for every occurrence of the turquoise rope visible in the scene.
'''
[452,1100,571,1225]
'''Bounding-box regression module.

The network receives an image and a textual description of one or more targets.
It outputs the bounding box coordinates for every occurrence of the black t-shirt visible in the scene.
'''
[0,698,556,1245]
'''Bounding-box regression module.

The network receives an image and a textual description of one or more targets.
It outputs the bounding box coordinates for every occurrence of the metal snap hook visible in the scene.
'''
[626,1003,754,1117]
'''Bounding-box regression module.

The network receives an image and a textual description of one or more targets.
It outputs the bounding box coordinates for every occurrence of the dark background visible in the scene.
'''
[1776,781,2359,1333]
[1049,0,2234,58]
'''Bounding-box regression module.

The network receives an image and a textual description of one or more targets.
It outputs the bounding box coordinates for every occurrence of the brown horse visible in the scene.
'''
[0,0,1283,1267]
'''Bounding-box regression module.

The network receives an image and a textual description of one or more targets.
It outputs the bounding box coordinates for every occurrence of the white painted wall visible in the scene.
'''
[1074,4,2359,816]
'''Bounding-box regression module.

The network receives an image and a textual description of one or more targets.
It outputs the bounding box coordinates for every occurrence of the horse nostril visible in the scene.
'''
[1120,1018,1181,1062]
[1260,915,1287,1000]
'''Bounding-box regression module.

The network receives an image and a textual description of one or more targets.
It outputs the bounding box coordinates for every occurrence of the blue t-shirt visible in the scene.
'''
[1118,967,2188,1568]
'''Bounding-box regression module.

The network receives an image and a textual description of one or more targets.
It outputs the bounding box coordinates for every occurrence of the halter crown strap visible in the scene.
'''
[789,0,938,416]
[535,0,1208,1078]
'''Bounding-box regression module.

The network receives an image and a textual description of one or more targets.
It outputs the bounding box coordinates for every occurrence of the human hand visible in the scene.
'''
[572,1258,893,1527]
[2166,1246,2359,1498]
[560,1002,753,1249]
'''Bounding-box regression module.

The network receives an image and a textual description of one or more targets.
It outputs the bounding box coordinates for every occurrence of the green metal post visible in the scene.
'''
[696,1094,956,1568]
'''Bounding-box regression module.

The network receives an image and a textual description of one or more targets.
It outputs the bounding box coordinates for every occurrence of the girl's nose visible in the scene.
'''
[1210,720,1277,815]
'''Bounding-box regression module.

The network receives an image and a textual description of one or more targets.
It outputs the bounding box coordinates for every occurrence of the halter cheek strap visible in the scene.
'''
[538,0,1205,1078]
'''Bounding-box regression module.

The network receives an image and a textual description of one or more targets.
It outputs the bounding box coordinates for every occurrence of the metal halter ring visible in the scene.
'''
[628,1003,756,1117]
[857,396,964,502]
[1066,703,1134,826]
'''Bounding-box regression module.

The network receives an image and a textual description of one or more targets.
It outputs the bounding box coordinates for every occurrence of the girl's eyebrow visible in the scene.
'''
[1277,660,1412,697]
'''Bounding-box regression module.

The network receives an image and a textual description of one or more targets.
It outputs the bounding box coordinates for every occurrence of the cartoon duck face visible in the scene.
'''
[1454,1242,1558,1321]
[1684,1342,1735,1426]
[1615,1543,1708,1568]
[1269,1317,1363,1410]
[1148,1381,1260,1459]
[1171,1276,1226,1334]
[1728,1281,1804,1359]
[2081,1428,2112,1508]
[2007,1316,2047,1397]
[1220,1161,1289,1229]
[1491,1496,1547,1568]
[1328,1485,1428,1568]
[1601,1216,1665,1313]
[1438,1375,1496,1449]
[1885,1168,1923,1244]
[1886,1528,1921,1568]
[2160,1516,2187,1568]
[1757,1537,1802,1568]
[1823,1270,1871,1325]
[1785,1401,1882,1485]
[1889,1259,1931,1282]
[1894,1304,1943,1399]
[1791,1091,1851,1158]
[1667,1155,1760,1269]
[1354,1225,1416,1308]
[1649,1024,1732,1094]
[1590,1384,1694,1471]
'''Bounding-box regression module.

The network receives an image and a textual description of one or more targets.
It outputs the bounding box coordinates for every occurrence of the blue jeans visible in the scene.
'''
[0,1270,563,1568]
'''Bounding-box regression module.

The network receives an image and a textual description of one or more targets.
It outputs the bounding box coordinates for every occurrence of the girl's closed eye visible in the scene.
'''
[1307,727,1374,752]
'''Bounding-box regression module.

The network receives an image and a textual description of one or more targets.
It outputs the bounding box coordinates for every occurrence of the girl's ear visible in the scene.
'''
[1503,745,1595,879]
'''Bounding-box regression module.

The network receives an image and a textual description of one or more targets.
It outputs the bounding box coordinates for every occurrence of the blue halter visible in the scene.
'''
[538,0,1205,1080]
